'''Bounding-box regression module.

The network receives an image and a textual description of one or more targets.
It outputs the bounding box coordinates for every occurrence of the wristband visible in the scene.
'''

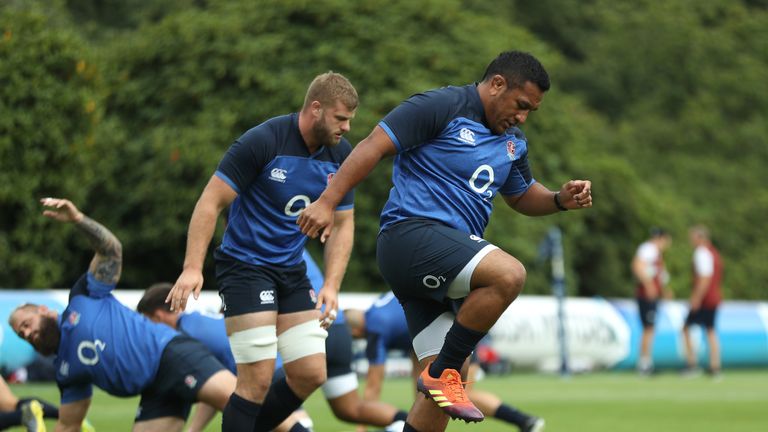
[554,192,568,211]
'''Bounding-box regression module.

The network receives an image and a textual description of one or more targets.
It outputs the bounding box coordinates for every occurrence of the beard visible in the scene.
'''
[311,118,340,148]
[35,315,61,356]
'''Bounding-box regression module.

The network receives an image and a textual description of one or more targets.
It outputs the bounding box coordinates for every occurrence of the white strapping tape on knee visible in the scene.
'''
[278,320,328,363]
[228,325,277,364]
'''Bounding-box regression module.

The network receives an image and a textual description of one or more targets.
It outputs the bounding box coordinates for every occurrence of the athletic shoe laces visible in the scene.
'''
[443,371,472,403]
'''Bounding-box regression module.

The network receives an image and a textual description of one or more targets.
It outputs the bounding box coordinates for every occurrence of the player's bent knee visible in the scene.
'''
[229,325,278,364]
[278,320,328,363]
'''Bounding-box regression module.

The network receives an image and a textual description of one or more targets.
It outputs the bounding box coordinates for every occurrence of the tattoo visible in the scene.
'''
[76,216,123,284]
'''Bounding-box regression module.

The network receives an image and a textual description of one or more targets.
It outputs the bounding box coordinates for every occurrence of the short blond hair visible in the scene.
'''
[303,71,358,111]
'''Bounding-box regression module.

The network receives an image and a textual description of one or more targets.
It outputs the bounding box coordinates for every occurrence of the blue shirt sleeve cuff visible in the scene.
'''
[378,121,402,152]
[86,273,116,298]
[214,170,241,195]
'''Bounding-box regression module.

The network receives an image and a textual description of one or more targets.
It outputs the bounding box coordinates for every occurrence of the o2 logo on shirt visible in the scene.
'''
[284,195,310,217]
[468,164,495,199]
[77,339,106,366]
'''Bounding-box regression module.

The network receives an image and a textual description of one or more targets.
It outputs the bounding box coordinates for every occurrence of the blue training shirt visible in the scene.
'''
[56,273,178,403]
[215,113,355,267]
[178,312,236,374]
[364,292,411,365]
[379,84,536,237]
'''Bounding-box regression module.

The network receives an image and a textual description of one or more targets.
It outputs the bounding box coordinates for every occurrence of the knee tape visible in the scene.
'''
[278,320,328,363]
[228,325,278,364]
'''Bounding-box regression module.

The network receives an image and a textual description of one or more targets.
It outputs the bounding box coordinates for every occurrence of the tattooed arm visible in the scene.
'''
[40,198,123,285]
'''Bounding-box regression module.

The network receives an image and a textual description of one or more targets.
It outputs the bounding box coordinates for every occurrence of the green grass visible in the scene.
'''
[9,369,768,431]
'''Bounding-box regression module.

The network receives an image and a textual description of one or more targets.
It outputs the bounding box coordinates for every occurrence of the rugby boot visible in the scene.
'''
[416,363,484,423]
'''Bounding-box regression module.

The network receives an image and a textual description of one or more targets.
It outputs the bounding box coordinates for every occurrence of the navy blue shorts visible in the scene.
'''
[685,307,717,329]
[377,219,494,353]
[136,335,225,422]
[637,298,659,328]
[215,252,316,318]
[377,218,491,303]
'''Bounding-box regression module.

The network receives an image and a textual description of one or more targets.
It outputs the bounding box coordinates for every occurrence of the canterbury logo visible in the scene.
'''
[428,389,453,407]
[458,127,475,145]
[269,168,287,183]
[260,290,275,304]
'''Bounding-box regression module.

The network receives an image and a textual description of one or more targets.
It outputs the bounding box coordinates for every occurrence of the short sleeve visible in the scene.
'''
[379,90,457,153]
[215,127,272,194]
[500,152,536,196]
[694,247,714,276]
[59,381,93,404]
[69,273,115,301]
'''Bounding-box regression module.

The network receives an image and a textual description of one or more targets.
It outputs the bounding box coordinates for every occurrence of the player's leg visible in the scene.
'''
[254,263,328,431]
[0,376,18,412]
[637,299,657,374]
[216,255,282,431]
[322,323,408,426]
[132,417,185,432]
[403,299,477,431]
[378,220,496,424]
[704,309,721,375]
[681,311,698,372]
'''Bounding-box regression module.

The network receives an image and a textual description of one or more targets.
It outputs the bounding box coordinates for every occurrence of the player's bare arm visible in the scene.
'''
[317,208,354,328]
[298,126,396,239]
[56,398,91,432]
[168,175,238,311]
[503,180,592,215]
[41,197,123,285]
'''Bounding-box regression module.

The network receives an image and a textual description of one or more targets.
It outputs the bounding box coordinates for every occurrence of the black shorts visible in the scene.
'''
[637,298,659,328]
[377,218,492,303]
[684,307,717,329]
[215,252,316,318]
[136,335,226,422]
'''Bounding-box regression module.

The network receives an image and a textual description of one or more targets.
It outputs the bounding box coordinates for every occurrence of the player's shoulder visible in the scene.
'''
[238,113,297,147]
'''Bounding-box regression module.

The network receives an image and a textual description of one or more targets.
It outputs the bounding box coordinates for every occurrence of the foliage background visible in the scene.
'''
[1,0,766,300]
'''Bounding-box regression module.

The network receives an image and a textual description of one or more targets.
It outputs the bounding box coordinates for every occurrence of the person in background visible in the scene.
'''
[9,198,236,432]
[631,227,672,375]
[682,225,722,377]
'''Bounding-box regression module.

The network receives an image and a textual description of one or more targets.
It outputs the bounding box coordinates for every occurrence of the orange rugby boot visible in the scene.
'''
[416,363,484,423]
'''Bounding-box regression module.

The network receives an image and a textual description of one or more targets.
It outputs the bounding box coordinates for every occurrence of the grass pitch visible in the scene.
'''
[9,369,767,431]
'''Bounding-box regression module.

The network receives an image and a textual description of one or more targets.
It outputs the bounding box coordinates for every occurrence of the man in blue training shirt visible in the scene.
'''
[137,283,237,432]
[299,51,592,431]
[9,198,237,432]
[346,292,545,432]
[166,72,358,432]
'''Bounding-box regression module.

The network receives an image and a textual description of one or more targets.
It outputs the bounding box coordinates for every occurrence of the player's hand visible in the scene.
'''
[297,198,335,243]
[40,197,84,223]
[316,286,339,329]
[560,180,592,209]
[167,268,204,312]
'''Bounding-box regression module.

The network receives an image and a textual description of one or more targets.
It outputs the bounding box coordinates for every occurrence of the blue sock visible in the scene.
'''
[222,393,261,432]
[403,422,420,432]
[429,320,486,378]
[494,404,530,428]
[394,410,409,422]
[253,376,304,432]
